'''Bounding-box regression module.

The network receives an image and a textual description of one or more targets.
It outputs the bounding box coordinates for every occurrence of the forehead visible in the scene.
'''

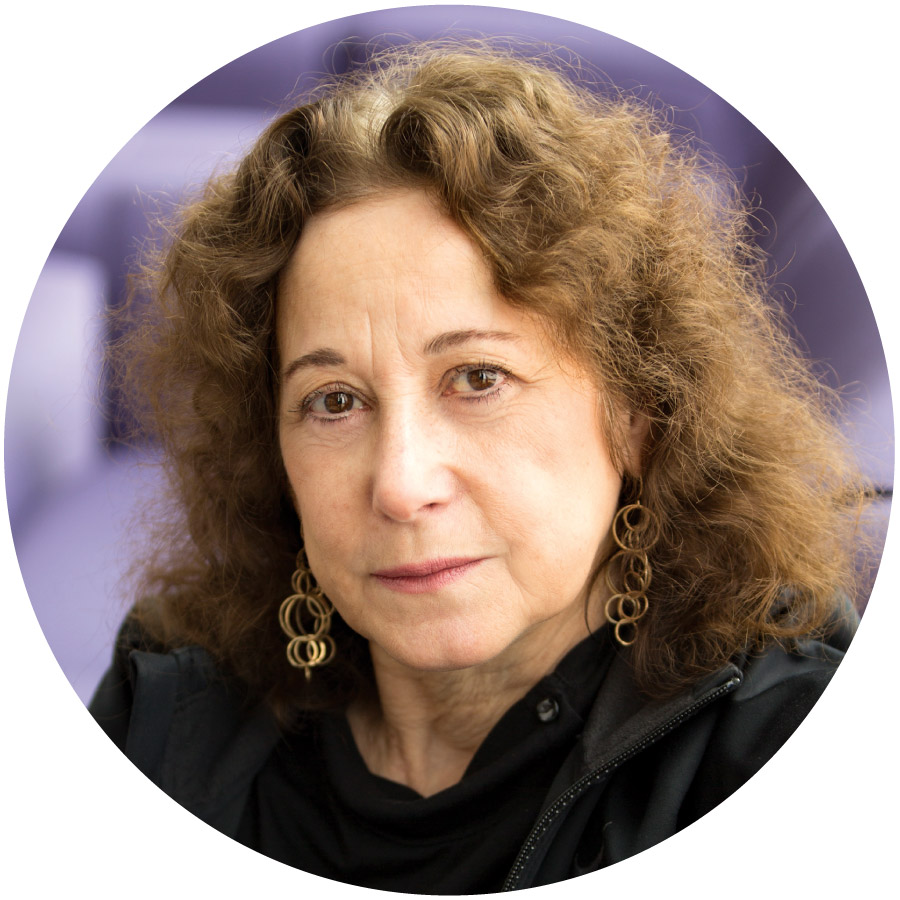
[283,191,488,285]
[276,191,522,348]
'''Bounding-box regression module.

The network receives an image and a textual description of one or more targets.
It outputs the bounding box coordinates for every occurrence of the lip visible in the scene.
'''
[372,557,486,593]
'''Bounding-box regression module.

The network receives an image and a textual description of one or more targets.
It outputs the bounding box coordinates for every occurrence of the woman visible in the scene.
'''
[92,43,866,892]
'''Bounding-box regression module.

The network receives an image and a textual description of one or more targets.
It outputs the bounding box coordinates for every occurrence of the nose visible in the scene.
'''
[370,407,456,522]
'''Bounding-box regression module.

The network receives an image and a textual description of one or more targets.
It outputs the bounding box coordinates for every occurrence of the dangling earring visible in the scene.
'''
[278,547,336,680]
[604,483,660,647]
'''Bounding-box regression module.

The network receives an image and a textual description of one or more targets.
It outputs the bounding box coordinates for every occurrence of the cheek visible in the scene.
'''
[282,436,355,543]
[281,442,375,607]
[508,409,621,562]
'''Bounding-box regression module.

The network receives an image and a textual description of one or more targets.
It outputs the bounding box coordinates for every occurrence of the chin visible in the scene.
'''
[372,621,513,673]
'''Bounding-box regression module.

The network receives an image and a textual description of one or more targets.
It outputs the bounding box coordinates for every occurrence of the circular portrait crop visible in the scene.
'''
[5,4,893,895]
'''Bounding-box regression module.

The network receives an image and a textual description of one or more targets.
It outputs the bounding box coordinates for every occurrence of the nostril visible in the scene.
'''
[371,457,454,522]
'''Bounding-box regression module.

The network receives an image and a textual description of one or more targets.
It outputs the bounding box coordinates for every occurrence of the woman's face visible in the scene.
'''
[277,191,633,673]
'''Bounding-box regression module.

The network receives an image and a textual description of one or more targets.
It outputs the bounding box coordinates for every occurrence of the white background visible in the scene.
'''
[2,1,896,897]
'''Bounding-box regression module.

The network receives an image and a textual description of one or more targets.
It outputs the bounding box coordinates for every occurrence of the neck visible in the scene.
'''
[347,598,604,797]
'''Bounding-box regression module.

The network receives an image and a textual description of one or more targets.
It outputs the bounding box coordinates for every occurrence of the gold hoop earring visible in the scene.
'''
[604,491,660,647]
[278,547,336,680]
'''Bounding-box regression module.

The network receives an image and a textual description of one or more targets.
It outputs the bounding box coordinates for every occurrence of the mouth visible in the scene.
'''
[372,557,486,593]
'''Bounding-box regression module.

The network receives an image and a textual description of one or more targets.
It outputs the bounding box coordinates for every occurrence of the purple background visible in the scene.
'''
[6,6,892,703]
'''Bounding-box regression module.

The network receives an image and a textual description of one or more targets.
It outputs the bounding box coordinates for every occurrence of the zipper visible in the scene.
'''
[501,672,742,891]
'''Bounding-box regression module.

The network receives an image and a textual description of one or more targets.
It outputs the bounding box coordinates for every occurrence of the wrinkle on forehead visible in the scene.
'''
[276,190,508,376]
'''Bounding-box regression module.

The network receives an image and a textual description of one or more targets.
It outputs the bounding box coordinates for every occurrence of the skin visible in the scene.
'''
[277,190,642,796]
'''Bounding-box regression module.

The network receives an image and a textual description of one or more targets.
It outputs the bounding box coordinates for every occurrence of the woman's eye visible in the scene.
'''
[447,366,509,397]
[306,390,364,419]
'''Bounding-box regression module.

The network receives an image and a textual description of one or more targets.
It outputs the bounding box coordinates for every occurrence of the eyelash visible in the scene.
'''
[294,362,514,424]
[295,383,368,425]
[445,362,513,403]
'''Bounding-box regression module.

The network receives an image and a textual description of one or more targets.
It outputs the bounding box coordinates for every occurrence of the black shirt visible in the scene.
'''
[236,632,613,893]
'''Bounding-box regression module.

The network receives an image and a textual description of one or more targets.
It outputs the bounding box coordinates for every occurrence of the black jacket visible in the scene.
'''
[90,622,849,890]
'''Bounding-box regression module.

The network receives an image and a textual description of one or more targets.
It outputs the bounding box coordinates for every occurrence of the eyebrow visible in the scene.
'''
[282,348,346,382]
[423,329,523,355]
[282,329,522,382]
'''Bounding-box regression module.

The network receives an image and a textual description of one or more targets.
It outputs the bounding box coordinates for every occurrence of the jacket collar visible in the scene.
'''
[503,653,742,891]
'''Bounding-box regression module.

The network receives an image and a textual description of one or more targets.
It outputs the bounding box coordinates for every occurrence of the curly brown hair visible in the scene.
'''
[110,42,869,721]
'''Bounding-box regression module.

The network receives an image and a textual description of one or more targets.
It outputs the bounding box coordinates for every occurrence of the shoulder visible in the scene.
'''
[714,595,856,745]
[89,614,217,749]
[726,631,847,729]
[695,637,847,798]
[89,614,281,831]
[89,613,272,770]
